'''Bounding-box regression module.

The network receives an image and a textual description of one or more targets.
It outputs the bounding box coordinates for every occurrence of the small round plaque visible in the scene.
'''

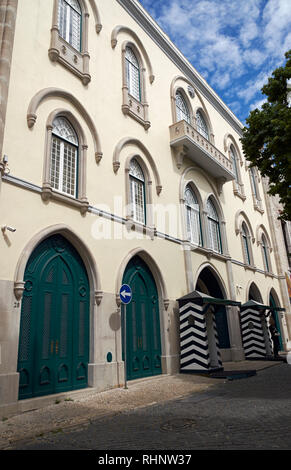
[107,352,113,363]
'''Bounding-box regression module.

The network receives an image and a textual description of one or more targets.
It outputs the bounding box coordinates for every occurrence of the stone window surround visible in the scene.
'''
[256,224,273,274]
[248,164,264,214]
[42,108,89,215]
[223,133,246,201]
[113,137,162,238]
[48,0,102,86]
[121,40,151,130]
[180,180,204,247]
[170,76,215,145]
[111,25,154,130]
[234,210,256,269]
[124,154,155,237]
[179,167,229,257]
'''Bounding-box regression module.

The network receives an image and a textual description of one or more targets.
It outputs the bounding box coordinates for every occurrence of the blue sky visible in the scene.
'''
[138,0,291,124]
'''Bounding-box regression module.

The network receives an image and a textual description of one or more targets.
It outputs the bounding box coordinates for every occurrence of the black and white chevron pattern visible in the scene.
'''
[179,301,222,371]
[212,312,223,368]
[240,307,272,359]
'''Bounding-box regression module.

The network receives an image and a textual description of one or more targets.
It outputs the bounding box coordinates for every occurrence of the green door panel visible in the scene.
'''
[18,235,89,400]
[269,294,283,351]
[122,256,162,381]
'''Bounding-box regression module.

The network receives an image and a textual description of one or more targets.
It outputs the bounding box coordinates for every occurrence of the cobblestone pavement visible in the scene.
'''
[2,361,291,450]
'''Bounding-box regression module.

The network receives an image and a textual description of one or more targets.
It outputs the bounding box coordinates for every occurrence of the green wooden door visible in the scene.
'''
[269,294,283,351]
[122,256,162,381]
[17,235,90,399]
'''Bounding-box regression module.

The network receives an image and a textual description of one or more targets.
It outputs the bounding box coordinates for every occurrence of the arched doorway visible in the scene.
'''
[122,255,162,381]
[195,267,230,351]
[17,234,90,399]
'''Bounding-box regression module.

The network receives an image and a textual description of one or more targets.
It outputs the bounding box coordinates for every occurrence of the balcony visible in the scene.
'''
[169,120,235,188]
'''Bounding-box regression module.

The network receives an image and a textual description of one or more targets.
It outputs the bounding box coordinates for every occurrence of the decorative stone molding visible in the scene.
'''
[113,137,162,195]
[170,120,234,187]
[224,133,246,200]
[48,0,102,84]
[41,185,89,215]
[27,88,103,164]
[235,210,255,243]
[115,247,169,309]
[111,25,155,83]
[121,41,151,130]
[170,76,215,144]
[14,280,25,300]
[88,0,102,33]
[174,144,188,170]
[95,290,103,305]
[163,298,170,310]
[14,224,102,304]
[41,109,89,214]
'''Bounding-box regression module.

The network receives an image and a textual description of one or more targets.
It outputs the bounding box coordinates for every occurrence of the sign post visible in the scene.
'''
[119,284,132,390]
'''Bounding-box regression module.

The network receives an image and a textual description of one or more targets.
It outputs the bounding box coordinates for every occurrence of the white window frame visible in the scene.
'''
[176,91,191,124]
[207,199,222,254]
[50,117,78,198]
[125,46,141,102]
[58,0,82,51]
[185,186,202,246]
[129,158,146,224]
[196,110,209,140]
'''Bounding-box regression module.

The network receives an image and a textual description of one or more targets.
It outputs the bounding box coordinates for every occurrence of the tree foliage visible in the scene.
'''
[240,50,291,220]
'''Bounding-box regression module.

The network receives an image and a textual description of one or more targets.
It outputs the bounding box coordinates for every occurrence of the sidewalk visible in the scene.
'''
[0,360,282,449]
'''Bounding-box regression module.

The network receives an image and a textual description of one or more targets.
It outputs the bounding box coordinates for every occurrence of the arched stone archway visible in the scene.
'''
[17,233,93,399]
[121,255,162,380]
[195,266,230,353]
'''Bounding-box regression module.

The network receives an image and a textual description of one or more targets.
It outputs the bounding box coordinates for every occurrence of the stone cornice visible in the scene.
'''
[116,0,244,136]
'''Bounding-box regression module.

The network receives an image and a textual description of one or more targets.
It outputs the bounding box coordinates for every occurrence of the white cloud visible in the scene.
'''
[139,0,291,120]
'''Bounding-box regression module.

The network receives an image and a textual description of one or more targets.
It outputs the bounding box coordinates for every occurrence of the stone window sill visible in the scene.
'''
[41,186,89,215]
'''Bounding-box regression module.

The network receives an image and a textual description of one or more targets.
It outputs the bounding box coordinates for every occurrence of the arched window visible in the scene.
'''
[241,222,251,265]
[185,185,202,245]
[58,0,82,52]
[196,110,209,140]
[50,116,78,197]
[125,46,141,102]
[230,145,239,185]
[129,158,146,224]
[207,198,222,253]
[261,234,270,272]
[175,91,190,124]
[249,166,258,199]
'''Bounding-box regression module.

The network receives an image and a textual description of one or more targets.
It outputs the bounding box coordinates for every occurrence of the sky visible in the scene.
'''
[138,0,291,124]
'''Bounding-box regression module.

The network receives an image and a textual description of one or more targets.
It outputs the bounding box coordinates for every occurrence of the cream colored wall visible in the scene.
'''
[1,0,287,311]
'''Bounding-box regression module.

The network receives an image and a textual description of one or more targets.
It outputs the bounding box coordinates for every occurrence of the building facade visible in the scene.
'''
[0,0,290,414]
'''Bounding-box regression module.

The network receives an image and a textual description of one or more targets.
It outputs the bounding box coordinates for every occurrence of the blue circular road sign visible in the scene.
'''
[119,284,132,304]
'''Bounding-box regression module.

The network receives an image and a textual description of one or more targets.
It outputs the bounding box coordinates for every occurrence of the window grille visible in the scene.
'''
[196,111,209,140]
[125,47,141,102]
[129,158,145,224]
[185,186,202,245]
[50,117,78,198]
[207,198,222,253]
[58,0,82,52]
[175,91,190,124]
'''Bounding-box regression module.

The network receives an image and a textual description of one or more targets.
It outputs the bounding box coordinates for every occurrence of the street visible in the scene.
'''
[3,362,291,451]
